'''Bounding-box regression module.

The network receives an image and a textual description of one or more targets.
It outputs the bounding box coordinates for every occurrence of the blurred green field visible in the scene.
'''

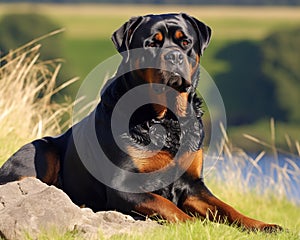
[1,4,300,78]
[1,4,300,150]
[1,4,299,39]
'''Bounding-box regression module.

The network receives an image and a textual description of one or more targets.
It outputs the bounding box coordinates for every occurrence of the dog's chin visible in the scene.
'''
[167,74,186,91]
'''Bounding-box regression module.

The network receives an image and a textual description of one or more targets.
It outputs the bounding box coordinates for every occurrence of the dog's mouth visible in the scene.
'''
[152,70,191,94]
[167,72,184,89]
[146,69,192,119]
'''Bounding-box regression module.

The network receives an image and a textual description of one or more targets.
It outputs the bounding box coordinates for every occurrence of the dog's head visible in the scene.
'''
[111,13,211,118]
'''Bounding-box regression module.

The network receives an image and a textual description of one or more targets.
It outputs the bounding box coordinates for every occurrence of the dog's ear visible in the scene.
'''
[111,16,144,53]
[181,13,212,56]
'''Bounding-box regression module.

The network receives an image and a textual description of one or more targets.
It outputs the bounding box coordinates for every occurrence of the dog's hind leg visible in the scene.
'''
[0,138,61,187]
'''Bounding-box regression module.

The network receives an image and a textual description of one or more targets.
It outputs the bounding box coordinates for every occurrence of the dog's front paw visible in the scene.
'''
[260,223,284,233]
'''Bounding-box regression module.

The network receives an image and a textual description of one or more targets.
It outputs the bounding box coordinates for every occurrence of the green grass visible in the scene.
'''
[107,171,300,239]
[109,191,300,240]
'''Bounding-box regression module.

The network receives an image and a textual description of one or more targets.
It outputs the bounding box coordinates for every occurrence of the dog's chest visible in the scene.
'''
[126,117,204,177]
[129,117,203,155]
[130,118,180,155]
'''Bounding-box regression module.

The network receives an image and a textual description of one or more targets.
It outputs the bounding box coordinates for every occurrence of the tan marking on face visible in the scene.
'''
[144,69,168,118]
[175,30,184,39]
[154,32,163,42]
[189,54,200,77]
[175,92,189,117]
[132,68,167,119]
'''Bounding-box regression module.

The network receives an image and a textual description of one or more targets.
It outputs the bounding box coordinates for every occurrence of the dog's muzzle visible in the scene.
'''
[163,50,191,92]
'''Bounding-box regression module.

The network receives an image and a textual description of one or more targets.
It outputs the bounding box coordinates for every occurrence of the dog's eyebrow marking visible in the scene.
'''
[175,30,184,39]
[154,32,163,41]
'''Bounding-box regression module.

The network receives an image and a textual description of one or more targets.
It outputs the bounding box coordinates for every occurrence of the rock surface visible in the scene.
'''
[0,178,158,239]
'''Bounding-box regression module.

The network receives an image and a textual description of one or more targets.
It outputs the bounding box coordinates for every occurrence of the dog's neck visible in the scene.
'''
[128,96,204,156]
[99,69,203,121]
[97,72,204,155]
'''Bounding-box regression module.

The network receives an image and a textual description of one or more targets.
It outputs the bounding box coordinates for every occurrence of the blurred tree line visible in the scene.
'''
[0,14,299,126]
[0,0,300,5]
[262,29,300,123]
[212,28,300,125]
[0,14,70,100]
[0,14,63,60]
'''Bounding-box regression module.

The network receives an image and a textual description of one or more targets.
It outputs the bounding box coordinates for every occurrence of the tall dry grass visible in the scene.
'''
[0,31,78,163]
[205,120,300,205]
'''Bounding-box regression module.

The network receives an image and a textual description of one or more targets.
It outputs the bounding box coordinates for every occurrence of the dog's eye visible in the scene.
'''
[145,40,157,48]
[182,39,190,46]
[147,40,162,48]
[149,42,156,47]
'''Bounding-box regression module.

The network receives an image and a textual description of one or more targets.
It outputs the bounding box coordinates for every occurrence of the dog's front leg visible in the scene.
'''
[107,190,192,222]
[134,192,192,222]
[182,183,282,232]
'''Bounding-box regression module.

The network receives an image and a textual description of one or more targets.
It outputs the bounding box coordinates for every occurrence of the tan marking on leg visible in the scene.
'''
[135,193,192,222]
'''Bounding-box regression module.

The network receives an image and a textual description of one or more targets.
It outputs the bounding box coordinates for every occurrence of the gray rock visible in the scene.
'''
[0,178,158,239]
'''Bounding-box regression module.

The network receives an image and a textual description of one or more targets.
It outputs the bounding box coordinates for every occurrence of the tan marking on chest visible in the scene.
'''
[178,149,203,179]
[152,103,167,119]
[127,147,175,173]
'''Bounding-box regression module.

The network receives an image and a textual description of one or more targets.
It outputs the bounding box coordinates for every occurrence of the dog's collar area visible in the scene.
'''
[128,110,204,156]
[129,117,181,155]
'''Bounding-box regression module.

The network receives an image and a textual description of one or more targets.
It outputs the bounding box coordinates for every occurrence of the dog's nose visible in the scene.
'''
[164,50,184,65]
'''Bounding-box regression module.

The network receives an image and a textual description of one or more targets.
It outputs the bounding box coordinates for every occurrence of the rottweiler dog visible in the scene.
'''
[0,13,281,232]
